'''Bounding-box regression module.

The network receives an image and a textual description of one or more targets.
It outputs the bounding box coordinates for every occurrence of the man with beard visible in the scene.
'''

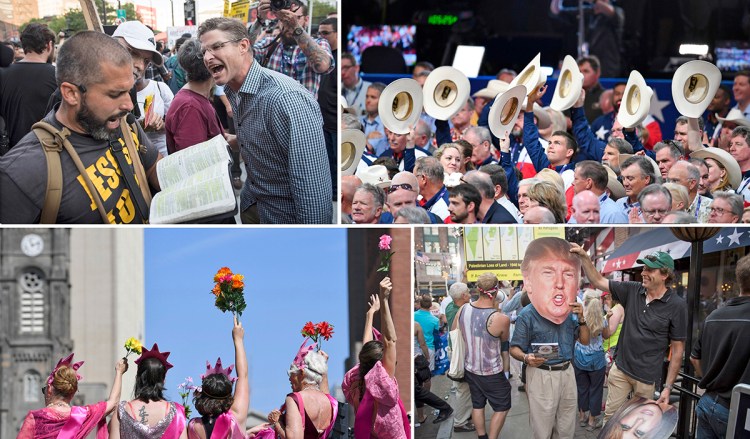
[0,23,57,149]
[198,17,331,224]
[0,31,161,224]
[249,0,333,98]
[448,184,481,224]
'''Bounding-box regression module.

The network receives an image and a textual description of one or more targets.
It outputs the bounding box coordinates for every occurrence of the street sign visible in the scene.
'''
[116,9,126,21]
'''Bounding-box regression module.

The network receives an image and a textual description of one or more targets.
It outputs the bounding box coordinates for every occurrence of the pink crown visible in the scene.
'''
[135,343,173,370]
[292,337,317,370]
[47,353,84,386]
[201,358,237,383]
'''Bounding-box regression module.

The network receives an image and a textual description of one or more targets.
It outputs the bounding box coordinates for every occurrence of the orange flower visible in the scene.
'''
[211,284,221,297]
[232,279,244,289]
[214,267,232,282]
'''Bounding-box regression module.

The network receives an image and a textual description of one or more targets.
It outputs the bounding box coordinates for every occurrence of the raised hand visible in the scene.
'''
[233,315,244,341]
[380,276,392,299]
[367,294,380,315]
[115,358,128,374]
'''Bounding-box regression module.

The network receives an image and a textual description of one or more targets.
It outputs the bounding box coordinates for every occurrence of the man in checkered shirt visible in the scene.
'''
[248,0,333,98]
[198,17,332,224]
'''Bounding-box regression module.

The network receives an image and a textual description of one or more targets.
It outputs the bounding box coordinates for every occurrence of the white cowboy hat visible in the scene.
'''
[422,66,471,120]
[378,78,424,135]
[716,108,750,129]
[509,53,548,98]
[472,80,510,100]
[550,55,583,112]
[488,84,527,139]
[444,172,464,187]
[341,129,366,176]
[690,147,742,189]
[616,70,654,129]
[532,103,552,130]
[618,153,660,178]
[356,164,391,189]
[671,60,722,119]
[604,165,626,200]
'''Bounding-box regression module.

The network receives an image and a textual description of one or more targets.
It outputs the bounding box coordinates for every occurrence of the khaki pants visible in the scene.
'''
[453,380,472,425]
[603,362,655,423]
[527,365,577,439]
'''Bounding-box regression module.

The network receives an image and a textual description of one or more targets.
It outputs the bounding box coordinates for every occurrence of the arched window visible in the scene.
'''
[23,370,42,402]
[19,270,45,334]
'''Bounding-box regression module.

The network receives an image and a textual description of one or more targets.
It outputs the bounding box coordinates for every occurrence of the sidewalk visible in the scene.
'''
[415,370,602,439]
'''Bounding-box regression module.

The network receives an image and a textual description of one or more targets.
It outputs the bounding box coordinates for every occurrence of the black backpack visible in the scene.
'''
[414,354,431,384]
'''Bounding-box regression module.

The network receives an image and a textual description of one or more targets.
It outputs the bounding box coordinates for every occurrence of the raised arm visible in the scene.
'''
[105,358,128,414]
[603,303,624,339]
[363,294,380,344]
[230,316,249,426]
[379,276,397,377]
[276,7,332,74]
[569,243,610,292]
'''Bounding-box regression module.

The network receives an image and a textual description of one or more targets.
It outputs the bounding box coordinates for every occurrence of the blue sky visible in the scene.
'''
[144,228,349,414]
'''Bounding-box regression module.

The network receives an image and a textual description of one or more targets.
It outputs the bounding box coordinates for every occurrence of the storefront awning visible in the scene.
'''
[601,227,750,273]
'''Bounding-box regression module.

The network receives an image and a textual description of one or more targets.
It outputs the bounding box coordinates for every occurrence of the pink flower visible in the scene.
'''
[378,234,392,251]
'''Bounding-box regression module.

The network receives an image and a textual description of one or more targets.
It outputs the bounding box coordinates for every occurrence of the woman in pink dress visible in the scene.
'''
[108,343,187,439]
[187,317,249,439]
[342,277,409,439]
[18,354,128,439]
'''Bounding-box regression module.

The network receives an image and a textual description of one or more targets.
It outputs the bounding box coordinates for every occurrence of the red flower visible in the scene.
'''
[316,321,334,340]
[301,321,316,337]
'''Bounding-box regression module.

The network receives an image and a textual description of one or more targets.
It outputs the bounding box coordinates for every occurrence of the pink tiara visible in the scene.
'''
[135,343,173,370]
[201,358,237,383]
[292,337,317,370]
[47,353,84,386]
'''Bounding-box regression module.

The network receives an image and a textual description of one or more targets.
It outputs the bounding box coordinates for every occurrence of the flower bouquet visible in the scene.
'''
[124,337,142,359]
[177,377,196,419]
[377,234,394,272]
[211,267,247,319]
[301,321,334,351]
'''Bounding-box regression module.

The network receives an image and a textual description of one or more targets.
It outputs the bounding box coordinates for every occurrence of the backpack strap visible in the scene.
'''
[121,116,153,207]
[32,121,109,224]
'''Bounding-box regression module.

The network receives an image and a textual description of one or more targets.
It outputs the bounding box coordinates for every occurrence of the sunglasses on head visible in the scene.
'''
[387,183,414,193]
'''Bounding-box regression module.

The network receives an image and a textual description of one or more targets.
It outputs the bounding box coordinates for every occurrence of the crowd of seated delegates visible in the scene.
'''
[341,52,750,225]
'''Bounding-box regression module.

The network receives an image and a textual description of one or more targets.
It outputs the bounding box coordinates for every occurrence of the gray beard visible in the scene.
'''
[76,99,124,140]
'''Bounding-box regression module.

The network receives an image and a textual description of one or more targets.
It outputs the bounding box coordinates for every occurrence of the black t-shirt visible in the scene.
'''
[317,49,337,132]
[608,280,688,385]
[0,62,57,148]
[692,296,750,399]
[0,109,158,224]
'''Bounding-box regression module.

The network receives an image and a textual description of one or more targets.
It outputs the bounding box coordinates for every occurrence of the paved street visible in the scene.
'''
[415,361,603,439]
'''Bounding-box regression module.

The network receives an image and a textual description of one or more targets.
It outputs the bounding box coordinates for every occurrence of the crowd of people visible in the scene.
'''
[0,0,337,224]
[19,278,410,439]
[414,237,750,439]
[341,50,750,225]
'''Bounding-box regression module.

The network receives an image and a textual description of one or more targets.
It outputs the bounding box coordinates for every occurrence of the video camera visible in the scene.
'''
[270,0,302,11]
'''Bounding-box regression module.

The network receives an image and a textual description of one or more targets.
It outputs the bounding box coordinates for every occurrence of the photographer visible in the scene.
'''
[249,0,333,98]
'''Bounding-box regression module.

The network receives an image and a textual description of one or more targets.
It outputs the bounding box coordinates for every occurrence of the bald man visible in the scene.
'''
[379,171,440,224]
[524,206,557,224]
[570,190,601,224]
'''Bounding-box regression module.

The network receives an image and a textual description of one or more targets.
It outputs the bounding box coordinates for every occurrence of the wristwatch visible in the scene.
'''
[293,27,304,37]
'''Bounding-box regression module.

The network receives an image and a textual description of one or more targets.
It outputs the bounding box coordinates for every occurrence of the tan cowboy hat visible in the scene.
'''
[716,108,750,129]
[550,55,583,112]
[341,129,366,176]
[690,147,742,189]
[616,70,653,129]
[509,53,548,98]
[605,165,626,200]
[378,78,423,135]
[671,60,722,119]
[618,153,660,178]
[422,66,471,120]
[472,80,510,100]
[488,84,527,139]
[532,103,552,130]
[356,165,391,189]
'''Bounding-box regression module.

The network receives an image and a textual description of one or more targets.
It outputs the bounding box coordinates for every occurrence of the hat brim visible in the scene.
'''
[605,165,626,200]
[355,165,391,189]
[341,129,366,176]
[690,147,743,189]
[635,258,662,269]
[671,60,721,118]
[716,110,750,129]
[618,153,661,178]
[488,84,527,139]
[122,36,163,66]
[378,78,423,134]
[510,52,547,97]
[423,66,471,120]
[617,70,653,129]
[550,55,583,112]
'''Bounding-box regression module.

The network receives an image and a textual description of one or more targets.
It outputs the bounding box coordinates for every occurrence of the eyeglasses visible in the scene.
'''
[319,30,335,36]
[641,208,668,218]
[709,206,729,215]
[69,83,86,93]
[388,183,414,193]
[341,65,354,71]
[199,39,243,57]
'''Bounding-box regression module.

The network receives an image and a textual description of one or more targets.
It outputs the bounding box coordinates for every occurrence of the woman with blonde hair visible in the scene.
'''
[19,354,128,439]
[662,183,689,211]
[435,143,465,178]
[527,180,567,223]
[574,289,609,431]
[705,157,733,191]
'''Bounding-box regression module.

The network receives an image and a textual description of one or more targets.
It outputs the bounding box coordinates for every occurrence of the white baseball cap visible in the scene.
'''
[113,21,163,66]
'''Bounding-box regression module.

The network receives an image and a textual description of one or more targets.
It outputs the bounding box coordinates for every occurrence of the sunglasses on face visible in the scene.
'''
[388,183,414,193]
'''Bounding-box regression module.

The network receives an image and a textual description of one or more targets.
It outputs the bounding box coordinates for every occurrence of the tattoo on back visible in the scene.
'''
[138,405,148,424]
